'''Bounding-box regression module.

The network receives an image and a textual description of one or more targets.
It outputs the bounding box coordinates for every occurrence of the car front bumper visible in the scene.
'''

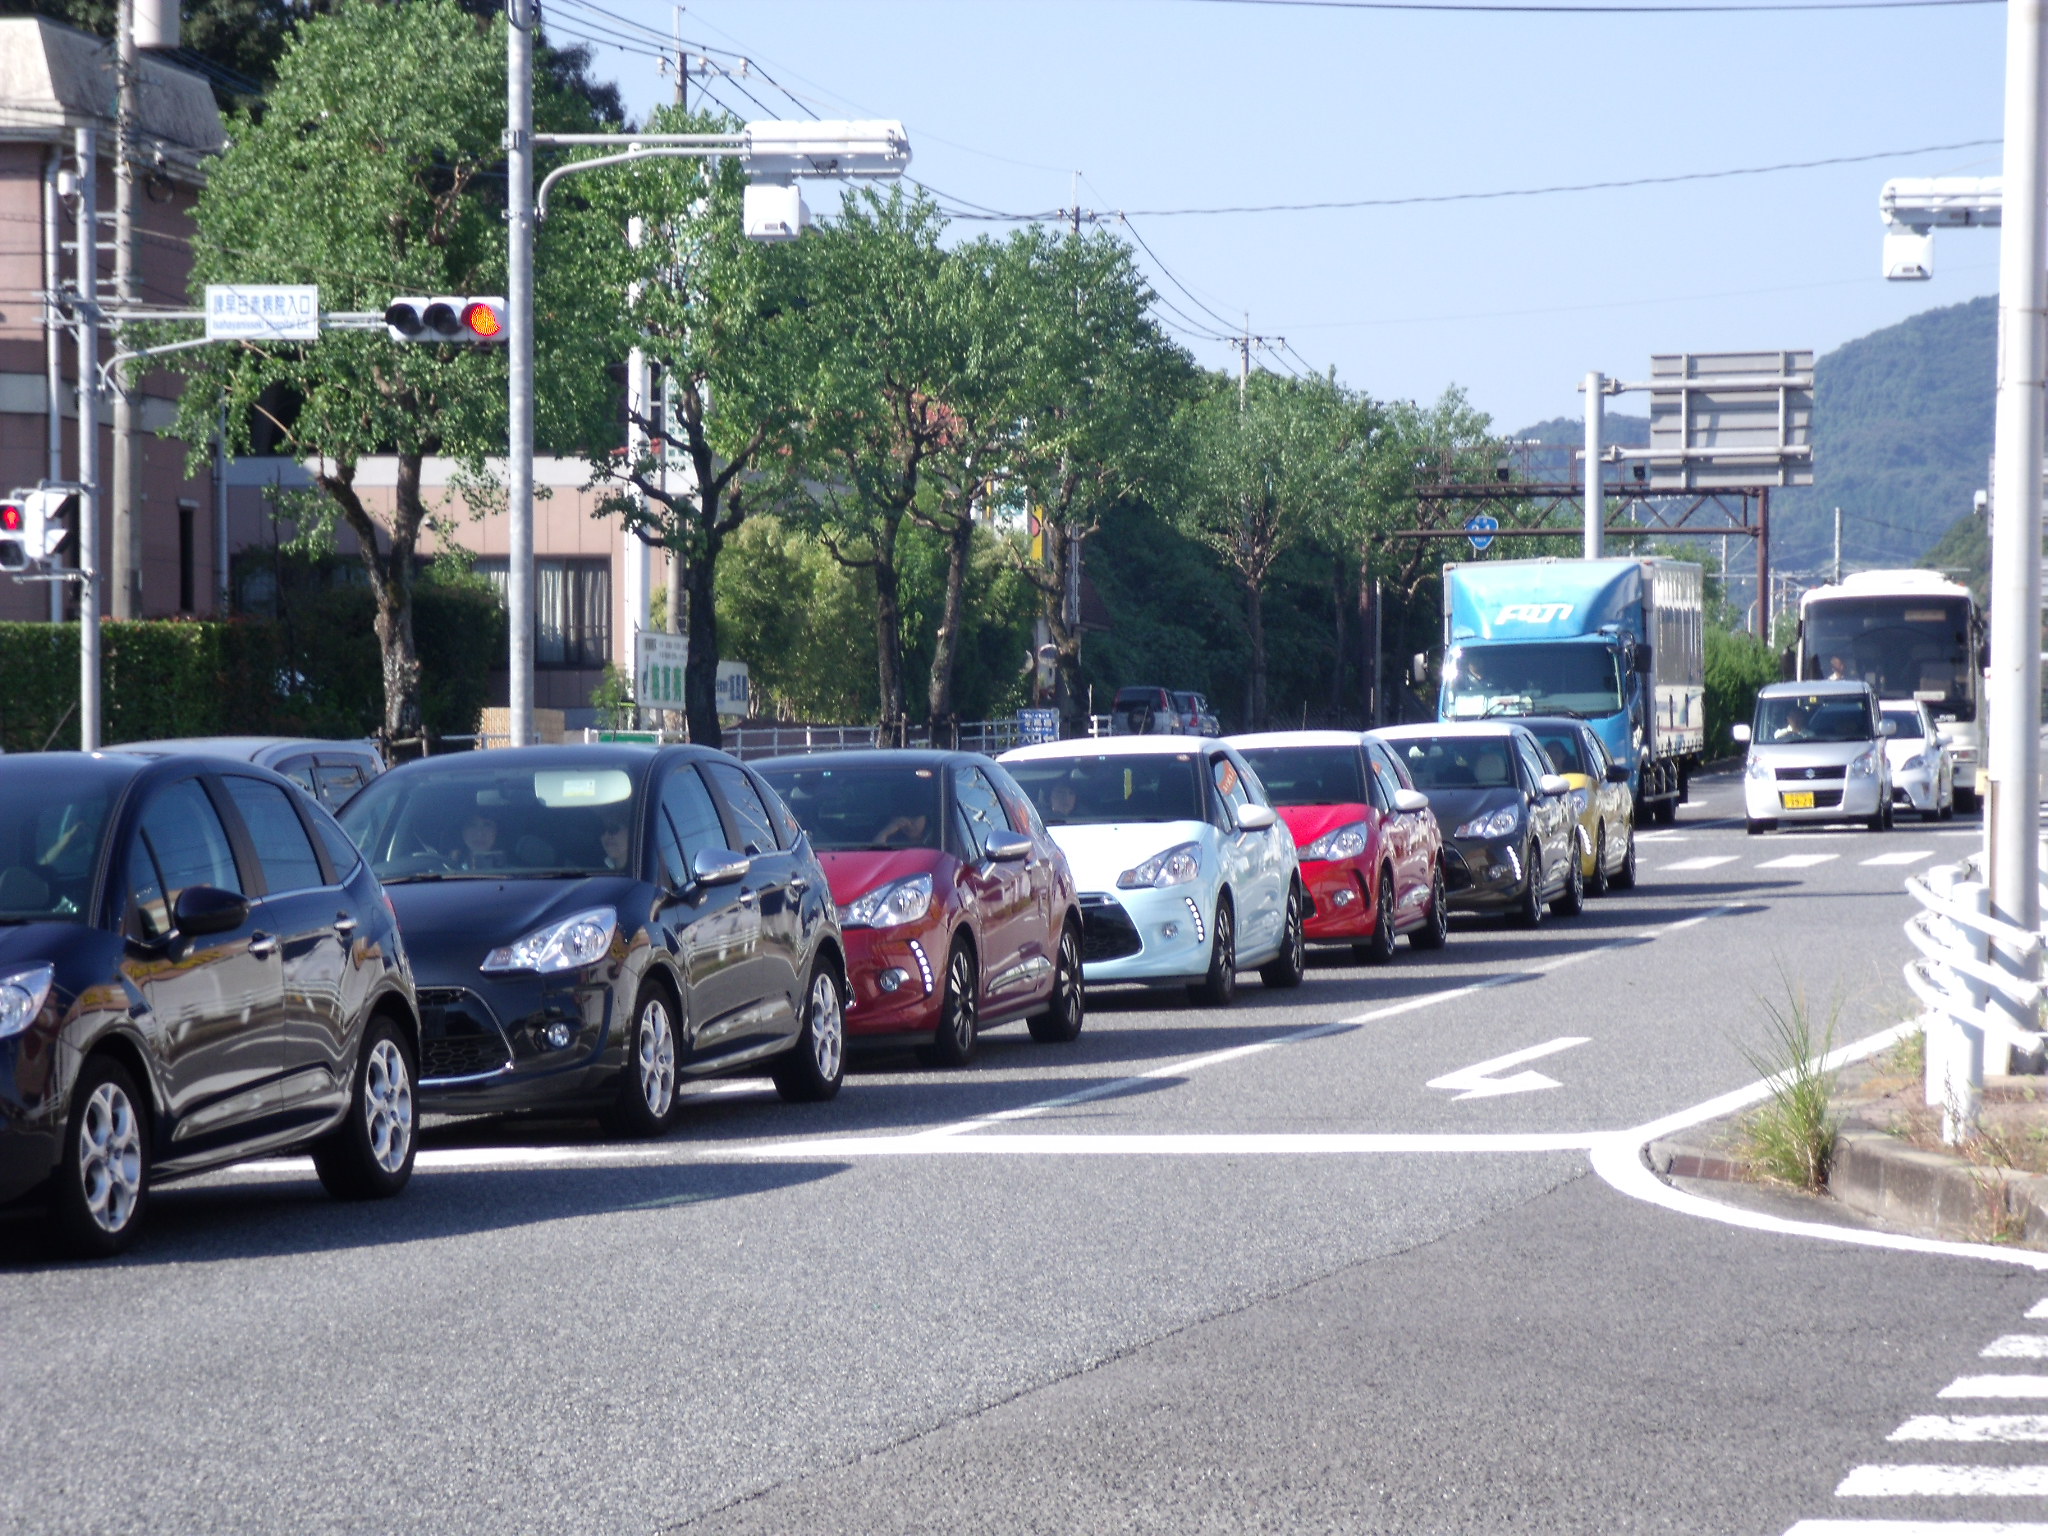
[840,926,946,1037]
[0,1031,72,1208]
[1891,764,1941,812]
[1743,775,1885,824]
[1076,886,1217,984]
[1443,836,1531,913]
[1301,859,1373,941]
[413,966,620,1113]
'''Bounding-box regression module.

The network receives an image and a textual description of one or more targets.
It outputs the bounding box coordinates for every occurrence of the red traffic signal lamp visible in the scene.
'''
[0,501,26,572]
[383,296,508,344]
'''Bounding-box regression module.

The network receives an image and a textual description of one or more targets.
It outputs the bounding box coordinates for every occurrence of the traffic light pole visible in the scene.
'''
[74,126,100,752]
[506,1,536,749]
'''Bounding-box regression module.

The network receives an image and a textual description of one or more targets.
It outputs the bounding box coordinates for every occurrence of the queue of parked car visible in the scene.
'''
[12,677,1958,1258]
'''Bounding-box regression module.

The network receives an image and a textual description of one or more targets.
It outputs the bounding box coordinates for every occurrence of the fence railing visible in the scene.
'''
[568,717,1031,760]
[1903,851,2048,1141]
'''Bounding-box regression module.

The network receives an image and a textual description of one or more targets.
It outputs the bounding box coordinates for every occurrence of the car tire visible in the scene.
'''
[1586,826,1609,897]
[1188,895,1237,1007]
[926,938,981,1067]
[1746,818,1775,836]
[600,983,681,1139]
[1941,784,1956,821]
[1551,842,1585,917]
[313,1020,418,1198]
[772,958,846,1103]
[1867,808,1887,833]
[1027,920,1085,1043]
[50,1054,149,1258]
[1259,882,1306,989]
[1357,866,1398,965]
[1511,847,1545,929]
[1609,827,1638,890]
[1408,863,1450,950]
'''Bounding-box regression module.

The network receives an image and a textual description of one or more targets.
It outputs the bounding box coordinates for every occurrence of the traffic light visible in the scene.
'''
[0,488,73,573]
[0,500,27,572]
[382,296,508,344]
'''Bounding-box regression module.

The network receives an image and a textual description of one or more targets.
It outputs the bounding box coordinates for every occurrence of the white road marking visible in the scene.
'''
[1837,1464,2048,1497]
[1940,1377,2048,1399]
[1660,855,1741,871]
[1864,851,1937,867]
[1983,1336,2048,1359]
[1890,1416,2048,1443]
[1426,1037,1590,1101]
[2027,1299,2048,1320]
[737,1131,1601,1158]
[1757,854,1839,870]
[1785,1523,2048,1534]
[1635,833,1691,842]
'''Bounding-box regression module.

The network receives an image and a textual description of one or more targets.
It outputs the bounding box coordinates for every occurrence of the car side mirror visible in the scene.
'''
[1880,719,1899,738]
[173,884,249,937]
[1731,723,1752,744]
[1606,761,1632,783]
[1393,788,1430,814]
[1411,652,1428,686]
[984,829,1032,862]
[1235,803,1278,832]
[690,847,751,887]
[1538,773,1571,798]
[1633,643,1653,674]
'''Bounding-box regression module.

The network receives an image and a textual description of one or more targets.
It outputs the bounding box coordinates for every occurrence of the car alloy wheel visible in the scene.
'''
[635,996,678,1121]
[1189,896,1238,1006]
[1610,826,1638,889]
[1409,864,1449,951]
[1357,866,1398,965]
[362,1037,416,1174]
[1260,882,1306,988]
[774,960,847,1102]
[1513,847,1544,928]
[1587,825,1609,897]
[315,1021,420,1196]
[1029,922,1086,1043]
[930,940,980,1067]
[1551,841,1584,917]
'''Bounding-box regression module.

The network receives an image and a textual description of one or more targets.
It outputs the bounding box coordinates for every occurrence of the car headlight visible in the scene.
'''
[1455,806,1521,841]
[1848,748,1880,778]
[1746,754,1770,781]
[839,873,934,929]
[481,907,618,974]
[0,963,54,1040]
[1117,842,1202,889]
[1299,822,1369,862]
[1901,753,1926,772]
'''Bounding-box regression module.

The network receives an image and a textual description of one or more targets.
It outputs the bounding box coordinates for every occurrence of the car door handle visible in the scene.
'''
[738,887,757,907]
[789,876,809,895]
[248,932,278,959]
[334,914,358,937]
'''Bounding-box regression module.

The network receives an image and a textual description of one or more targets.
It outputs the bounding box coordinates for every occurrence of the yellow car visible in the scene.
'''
[1516,716,1637,893]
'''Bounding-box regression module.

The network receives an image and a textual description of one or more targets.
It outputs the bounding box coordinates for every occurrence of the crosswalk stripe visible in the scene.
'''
[1758,854,1840,869]
[1662,855,1741,871]
[1838,1464,2048,1496]
[1891,1415,2048,1442]
[1787,1523,2048,1534]
[1864,850,1937,867]
[1984,1337,2048,1359]
[1940,1376,2048,1398]
[2027,1300,2048,1320]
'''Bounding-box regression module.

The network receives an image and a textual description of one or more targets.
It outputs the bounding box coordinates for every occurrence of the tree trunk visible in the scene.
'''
[925,513,975,748]
[872,517,906,745]
[318,453,422,750]
[1246,578,1268,732]
[1329,555,1348,715]
[684,528,722,749]
[1042,520,1088,734]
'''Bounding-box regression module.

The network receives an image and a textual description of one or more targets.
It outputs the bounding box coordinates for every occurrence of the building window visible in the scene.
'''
[476,557,610,669]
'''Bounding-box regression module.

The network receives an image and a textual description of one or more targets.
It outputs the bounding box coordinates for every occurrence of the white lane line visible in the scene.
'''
[1864,851,1937,868]
[2027,1299,2048,1320]
[1941,1377,2048,1399]
[1891,1416,2048,1443]
[735,1131,1601,1159]
[1661,855,1740,871]
[1838,1464,2048,1497]
[1427,1037,1590,1101]
[1984,1336,2048,1359]
[1635,834,1691,842]
[1786,1523,2048,1534]
[1757,854,1840,870]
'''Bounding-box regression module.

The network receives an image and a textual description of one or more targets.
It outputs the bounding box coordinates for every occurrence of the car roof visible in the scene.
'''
[105,735,377,760]
[1226,731,1365,749]
[1371,722,1529,741]
[1757,679,1874,698]
[1001,735,1218,761]
[1879,699,1931,712]
[754,749,988,772]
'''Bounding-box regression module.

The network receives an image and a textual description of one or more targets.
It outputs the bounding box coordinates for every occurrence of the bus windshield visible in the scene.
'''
[1802,596,1976,721]
[1443,643,1623,720]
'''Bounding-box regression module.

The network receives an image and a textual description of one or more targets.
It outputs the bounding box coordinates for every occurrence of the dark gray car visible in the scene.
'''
[107,736,383,811]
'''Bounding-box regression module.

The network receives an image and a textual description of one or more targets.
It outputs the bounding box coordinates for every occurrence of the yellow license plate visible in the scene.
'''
[1780,791,1816,810]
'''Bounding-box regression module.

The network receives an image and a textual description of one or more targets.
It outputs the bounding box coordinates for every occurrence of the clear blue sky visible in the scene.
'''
[551,0,2006,433]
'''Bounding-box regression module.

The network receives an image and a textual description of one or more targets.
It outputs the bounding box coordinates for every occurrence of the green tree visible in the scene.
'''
[169,0,610,740]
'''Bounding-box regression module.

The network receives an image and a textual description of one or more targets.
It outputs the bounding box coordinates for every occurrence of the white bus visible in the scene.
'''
[1794,570,1984,809]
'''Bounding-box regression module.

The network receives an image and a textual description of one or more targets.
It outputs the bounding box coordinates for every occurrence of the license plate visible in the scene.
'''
[1780,791,1815,810]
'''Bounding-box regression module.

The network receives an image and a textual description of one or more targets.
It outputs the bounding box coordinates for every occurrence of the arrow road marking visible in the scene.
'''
[1427,1036,1590,1101]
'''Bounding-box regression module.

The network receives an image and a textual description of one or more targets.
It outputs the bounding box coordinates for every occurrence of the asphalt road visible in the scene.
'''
[7,772,2045,1536]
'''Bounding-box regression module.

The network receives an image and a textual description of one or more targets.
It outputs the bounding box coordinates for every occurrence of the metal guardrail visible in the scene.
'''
[1903,853,2048,1142]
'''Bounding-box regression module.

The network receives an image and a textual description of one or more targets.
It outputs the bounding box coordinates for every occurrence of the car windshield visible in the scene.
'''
[338,762,642,882]
[1386,736,1518,791]
[1443,643,1623,719]
[756,765,943,851]
[1235,747,1366,807]
[1803,596,1975,721]
[0,767,117,923]
[1009,754,1205,825]
[1754,694,1876,744]
[1883,708,1926,741]
[1523,726,1589,777]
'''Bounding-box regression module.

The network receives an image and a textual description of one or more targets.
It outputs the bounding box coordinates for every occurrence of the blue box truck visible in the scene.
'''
[1438,556,1706,824]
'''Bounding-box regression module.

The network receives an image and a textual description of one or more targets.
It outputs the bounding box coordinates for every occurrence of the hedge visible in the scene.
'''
[1704,626,1783,759]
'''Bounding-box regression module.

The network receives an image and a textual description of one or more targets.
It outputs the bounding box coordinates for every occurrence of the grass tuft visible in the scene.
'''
[1737,985,1841,1193]
[1882,1026,1926,1084]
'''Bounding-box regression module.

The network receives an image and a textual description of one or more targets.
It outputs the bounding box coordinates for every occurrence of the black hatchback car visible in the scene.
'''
[0,752,421,1256]
[337,745,847,1133]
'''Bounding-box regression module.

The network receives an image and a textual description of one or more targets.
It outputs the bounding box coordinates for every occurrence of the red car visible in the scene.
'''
[1229,731,1449,961]
[755,750,1083,1064]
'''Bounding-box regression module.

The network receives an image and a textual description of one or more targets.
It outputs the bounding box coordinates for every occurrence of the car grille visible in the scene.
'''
[1077,894,1143,963]
[417,986,511,1079]
[1775,765,1847,781]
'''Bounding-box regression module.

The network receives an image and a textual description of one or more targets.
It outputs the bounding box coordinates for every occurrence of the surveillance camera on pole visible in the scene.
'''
[383,296,509,344]
[1878,176,2003,282]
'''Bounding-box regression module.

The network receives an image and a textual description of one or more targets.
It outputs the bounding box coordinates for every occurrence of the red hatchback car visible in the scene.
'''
[755,751,1083,1065]
[1229,731,1449,961]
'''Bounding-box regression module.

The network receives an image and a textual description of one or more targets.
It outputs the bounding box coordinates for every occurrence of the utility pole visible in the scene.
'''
[74,127,100,751]
[1832,506,1843,584]
[674,7,685,107]
[1985,0,2048,1055]
[110,0,138,619]
[506,0,535,747]
[1231,317,1282,410]
[42,148,64,623]
[1582,371,1604,559]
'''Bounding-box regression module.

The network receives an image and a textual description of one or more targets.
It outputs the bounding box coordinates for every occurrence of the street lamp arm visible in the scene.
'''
[536,146,728,222]
[94,334,216,396]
